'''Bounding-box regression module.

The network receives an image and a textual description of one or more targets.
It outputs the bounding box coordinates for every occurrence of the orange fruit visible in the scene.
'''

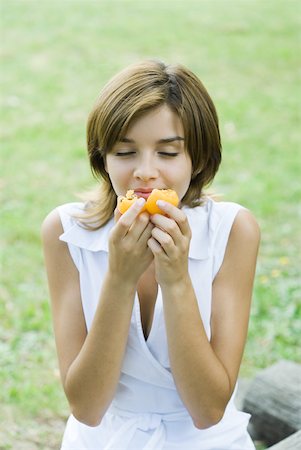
[117,189,179,215]
[145,189,179,215]
[117,190,140,214]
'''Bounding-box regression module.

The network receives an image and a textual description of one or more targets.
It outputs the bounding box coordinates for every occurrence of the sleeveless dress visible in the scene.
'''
[57,198,255,450]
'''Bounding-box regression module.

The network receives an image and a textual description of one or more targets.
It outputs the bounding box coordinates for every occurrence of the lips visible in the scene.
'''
[133,189,153,199]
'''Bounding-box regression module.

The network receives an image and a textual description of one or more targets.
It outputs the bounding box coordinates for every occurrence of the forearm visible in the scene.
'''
[162,278,231,429]
[64,272,136,426]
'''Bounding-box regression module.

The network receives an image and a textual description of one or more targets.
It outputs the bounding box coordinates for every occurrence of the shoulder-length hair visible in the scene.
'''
[78,59,221,229]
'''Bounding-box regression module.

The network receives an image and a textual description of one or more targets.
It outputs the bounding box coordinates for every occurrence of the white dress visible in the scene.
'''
[58,198,255,450]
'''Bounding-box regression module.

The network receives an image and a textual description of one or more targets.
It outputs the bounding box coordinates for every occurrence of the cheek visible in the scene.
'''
[106,158,126,178]
[178,180,191,201]
[106,162,132,193]
[174,162,192,199]
[103,155,108,173]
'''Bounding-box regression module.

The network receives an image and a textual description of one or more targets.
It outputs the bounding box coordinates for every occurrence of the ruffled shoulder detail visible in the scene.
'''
[206,199,246,277]
[182,203,211,260]
[57,202,114,253]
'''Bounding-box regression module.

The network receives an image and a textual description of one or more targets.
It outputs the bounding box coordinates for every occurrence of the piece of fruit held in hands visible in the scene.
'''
[117,190,146,214]
[117,189,179,215]
[145,188,179,214]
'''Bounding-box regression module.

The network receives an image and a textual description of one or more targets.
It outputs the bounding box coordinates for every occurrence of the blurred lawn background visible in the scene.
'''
[1,0,300,448]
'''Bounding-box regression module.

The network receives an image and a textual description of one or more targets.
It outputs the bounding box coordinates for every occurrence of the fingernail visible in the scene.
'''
[136,198,145,207]
[156,200,166,208]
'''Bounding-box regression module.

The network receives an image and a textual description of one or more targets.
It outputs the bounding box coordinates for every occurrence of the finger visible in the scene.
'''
[151,227,174,256]
[137,220,154,246]
[127,212,151,242]
[150,214,182,246]
[114,205,122,223]
[154,200,191,237]
[147,236,164,255]
[113,198,146,238]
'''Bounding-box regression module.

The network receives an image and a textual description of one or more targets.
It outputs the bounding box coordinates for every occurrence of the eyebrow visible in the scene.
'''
[119,136,185,144]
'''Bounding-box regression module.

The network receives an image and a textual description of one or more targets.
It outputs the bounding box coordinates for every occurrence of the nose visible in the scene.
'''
[133,153,158,181]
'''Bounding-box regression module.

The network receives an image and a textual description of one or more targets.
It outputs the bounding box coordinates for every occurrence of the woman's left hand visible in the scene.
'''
[147,200,192,287]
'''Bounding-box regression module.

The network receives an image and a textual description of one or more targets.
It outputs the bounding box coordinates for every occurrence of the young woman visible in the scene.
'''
[42,59,260,450]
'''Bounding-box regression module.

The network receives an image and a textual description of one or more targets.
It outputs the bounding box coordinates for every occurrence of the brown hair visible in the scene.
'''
[79,59,221,228]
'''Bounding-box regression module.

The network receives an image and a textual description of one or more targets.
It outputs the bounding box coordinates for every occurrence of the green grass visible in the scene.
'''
[1,0,300,447]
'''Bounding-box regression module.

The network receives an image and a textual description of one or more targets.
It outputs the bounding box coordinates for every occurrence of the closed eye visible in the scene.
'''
[158,152,179,157]
[115,151,136,156]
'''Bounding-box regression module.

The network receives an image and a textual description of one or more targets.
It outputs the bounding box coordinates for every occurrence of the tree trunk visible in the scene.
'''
[267,430,301,449]
[242,360,301,446]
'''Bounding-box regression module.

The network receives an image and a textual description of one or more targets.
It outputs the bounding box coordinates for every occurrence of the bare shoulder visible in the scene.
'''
[230,208,261,248]
[41,208,63,245]
[41,207,72,273]
[215,208,261,281]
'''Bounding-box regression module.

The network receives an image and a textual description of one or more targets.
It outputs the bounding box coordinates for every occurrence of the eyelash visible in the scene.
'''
[115,151,135,156]
[115,152,179,157]
[159,152,178,157]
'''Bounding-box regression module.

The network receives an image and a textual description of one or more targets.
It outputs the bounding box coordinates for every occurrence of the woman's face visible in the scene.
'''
[105,104,192,203]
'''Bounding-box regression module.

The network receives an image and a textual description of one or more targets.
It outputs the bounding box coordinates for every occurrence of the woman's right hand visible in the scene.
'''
[108,198,154,286]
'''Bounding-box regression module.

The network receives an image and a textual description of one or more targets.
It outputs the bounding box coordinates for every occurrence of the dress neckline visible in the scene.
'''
[134,286,161,345]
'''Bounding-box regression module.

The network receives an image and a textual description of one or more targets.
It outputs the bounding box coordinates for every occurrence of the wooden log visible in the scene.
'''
[242,360,301,446]
[267,430,301,449]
